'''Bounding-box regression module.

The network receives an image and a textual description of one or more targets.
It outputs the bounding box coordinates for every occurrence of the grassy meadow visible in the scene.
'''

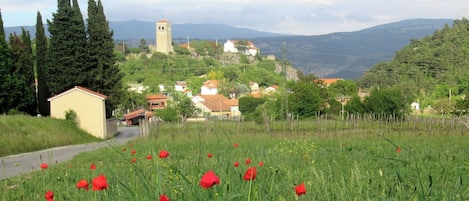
[0,115,102,157]
[1,118,469,200]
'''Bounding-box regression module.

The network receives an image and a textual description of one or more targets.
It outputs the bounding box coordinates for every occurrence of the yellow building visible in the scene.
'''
[48,86,117,139]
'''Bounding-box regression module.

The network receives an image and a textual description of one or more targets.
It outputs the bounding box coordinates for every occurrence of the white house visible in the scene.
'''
[201,80,219,95]
[175,81,187,92]
[223,40,259,56]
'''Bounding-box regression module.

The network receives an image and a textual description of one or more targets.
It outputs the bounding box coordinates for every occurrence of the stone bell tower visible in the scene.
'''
[155,19,173,54]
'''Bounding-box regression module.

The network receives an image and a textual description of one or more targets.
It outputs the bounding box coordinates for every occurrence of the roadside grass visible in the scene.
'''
[1,120,468,200]
[0,115,102,157]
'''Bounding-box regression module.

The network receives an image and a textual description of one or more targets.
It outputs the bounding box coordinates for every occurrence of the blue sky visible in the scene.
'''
[1,0,468,35]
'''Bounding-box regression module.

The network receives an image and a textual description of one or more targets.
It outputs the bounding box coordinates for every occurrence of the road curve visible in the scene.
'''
[0,127,140,180]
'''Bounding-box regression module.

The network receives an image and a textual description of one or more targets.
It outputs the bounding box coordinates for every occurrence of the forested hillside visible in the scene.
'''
[358,18,469,113]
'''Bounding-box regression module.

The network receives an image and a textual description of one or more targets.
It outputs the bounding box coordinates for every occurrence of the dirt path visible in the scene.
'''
[0,127,139,180]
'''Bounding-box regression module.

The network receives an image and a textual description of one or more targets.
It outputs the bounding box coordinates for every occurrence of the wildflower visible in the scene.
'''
[122,147,126,152]
[159,150,169,158]
[245,158,251,165]
[243,167,257,181]
[90,163,96,170]
[146,154,153,160]
[258,161,264,167]
[131,149,136,155]
[234,143,239,148]
[129,143,133,148]
[295,183,307,196]
[199,170,220,188]
[76,179,89,191]
[207,153,213,158]
[40,163,48,169]
[44,190,54,201]
[160,194,170,201]
[234,161,240,167]
[92,175,108,191]
[396,147,402,153]
[131,158,137,163]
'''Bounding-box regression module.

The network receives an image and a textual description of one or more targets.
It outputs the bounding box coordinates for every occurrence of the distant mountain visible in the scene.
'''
[5,19,454,79]
[4,20,286,42]
[251,19,453,79]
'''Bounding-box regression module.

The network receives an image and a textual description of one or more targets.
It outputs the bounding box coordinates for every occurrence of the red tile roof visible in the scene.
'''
[124,109,153,120]
[48,86,107,101]
[146,94,167,100]
[198,94,231,112]
[316,78,344,85]
[203,80,219,89]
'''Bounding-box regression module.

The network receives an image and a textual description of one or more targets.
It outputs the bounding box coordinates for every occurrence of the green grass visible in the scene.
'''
[0,115,102,157]
[1,120,468,200]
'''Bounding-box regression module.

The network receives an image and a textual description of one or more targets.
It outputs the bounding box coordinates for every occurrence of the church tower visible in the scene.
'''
[156,19,173,54]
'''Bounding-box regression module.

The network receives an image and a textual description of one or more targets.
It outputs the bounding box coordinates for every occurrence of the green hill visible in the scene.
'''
[358,18,469,112]
[0,115,101,157]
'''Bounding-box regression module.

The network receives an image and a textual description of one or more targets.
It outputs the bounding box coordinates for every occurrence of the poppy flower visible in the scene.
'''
[76,179,89,191]
[129,143,133,148]
[92,175,108,191]
[234,161,240,167]
[40,163,48,169]
[243,167,257,181]
[245,158,251,165]
[146,154,153,160]
[159,150,169,158]
[207,153,213,158]
[234,143,239,148]
[131,149,136,155]
[90,163,96,170]
[160,194,170,201]
[44,190,54,201]
[258,161,264,167]
[199,170,220,188]
[131,158,137,163]
[396,147,402,153]
[295,183,307,196]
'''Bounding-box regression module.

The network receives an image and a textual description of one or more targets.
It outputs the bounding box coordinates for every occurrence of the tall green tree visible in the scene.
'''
[0,11,14,113]
[47,0,89,95]
[87,0,124,117]
[36,11,50,116]
[288,80,323,118]
[8,30,36,115]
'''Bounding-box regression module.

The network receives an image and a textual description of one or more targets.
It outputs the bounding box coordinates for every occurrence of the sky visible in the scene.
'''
[1,0,469,35]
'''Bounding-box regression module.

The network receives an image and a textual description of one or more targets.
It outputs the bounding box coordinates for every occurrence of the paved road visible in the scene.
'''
[0,127,139,180]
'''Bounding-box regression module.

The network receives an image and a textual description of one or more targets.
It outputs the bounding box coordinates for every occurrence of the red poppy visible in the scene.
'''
[146,154,153,160]
[234,161,240,167]
[295,183,307,196]
[258,161,264,167]
[199,170,220,188]
[131,158,137,163]
[76,179,89,191]
[207,153,213,158]
[92,175,108,191]
[159,150,169,158]
[245,158,251,165]
[234,143,239,148]
[40,163,48,169]
[131,149,136,155]
[129,143,133,148]
[160,194,170,201]
[243,167,257,181]
[44,190,54,201]
[90,163,96,170]
[396,147,402,153]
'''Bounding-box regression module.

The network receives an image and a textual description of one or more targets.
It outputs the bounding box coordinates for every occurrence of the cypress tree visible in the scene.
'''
[0,10,14,113]
[36,11,50,116]
[8,30,37,115]
[87,0,124,117]
[47,0,89,95]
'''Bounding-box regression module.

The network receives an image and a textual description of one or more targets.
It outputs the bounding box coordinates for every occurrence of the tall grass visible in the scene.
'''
[0,115,101,157]
[1,119,468,200]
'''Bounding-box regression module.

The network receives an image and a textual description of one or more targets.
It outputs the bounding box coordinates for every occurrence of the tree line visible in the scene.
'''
[0,0,123,117]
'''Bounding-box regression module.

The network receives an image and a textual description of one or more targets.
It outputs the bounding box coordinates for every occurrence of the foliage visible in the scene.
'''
[36,11,50,116]
[288,79,323,118]
[453,96,469,115]
[363,87,411,119]
[239,96,266,114]
[0,10,14,114]
[345,95,366,114]
[156,106,179,122]
[65,109,78,125]
[359,18,469,104]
